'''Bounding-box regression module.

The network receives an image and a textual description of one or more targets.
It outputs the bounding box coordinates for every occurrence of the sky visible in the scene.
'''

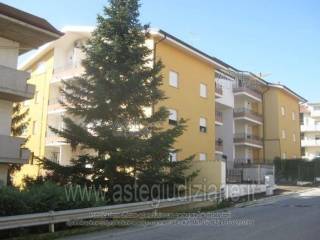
[3,0,320,102]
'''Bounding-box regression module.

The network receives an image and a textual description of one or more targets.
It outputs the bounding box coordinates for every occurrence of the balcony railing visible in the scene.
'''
[234,133,263,147]
[51,61,84,82]
[0,65,35,102]
[0,135,30,164]
[215,139,223,153]
[234,108,263,123]
[301,139,320,147]
[215,110,223,123]
[233,86,262,101]
[215,82,223,97]
[301,125,320,132]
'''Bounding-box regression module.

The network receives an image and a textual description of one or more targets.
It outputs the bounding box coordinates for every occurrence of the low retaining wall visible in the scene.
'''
[224,184,267,198]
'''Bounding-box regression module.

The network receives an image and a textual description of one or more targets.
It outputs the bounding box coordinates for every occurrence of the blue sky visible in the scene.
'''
[3,0,319,102]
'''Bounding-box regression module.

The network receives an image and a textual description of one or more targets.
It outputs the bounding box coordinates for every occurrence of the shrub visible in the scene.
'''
[0,181,107,217]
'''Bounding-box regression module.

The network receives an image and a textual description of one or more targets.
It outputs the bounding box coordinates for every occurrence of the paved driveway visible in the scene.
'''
[61,188,320,240]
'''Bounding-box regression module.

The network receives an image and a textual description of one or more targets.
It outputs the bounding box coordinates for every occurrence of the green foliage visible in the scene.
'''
[46,0,196,202]
[0,181,106,217]
[274,158,320,183]
[8,102,30,185]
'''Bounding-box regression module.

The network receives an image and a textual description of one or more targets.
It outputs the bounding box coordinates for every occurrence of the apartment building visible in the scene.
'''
[0,3,61,185]
[300,103,320,160]
[17,26,305,189]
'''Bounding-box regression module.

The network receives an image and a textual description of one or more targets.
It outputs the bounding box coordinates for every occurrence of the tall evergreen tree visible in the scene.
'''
[9,103,29,185]
[45,0,196,202]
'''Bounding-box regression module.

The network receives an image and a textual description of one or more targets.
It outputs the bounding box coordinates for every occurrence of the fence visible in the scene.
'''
[274,159,320,183]
[0,191,223,233]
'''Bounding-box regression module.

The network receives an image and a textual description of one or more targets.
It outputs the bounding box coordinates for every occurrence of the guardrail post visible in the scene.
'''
[49,210,55,233]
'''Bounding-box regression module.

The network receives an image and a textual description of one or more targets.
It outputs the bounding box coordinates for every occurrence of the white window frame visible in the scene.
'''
[199,117,207,133]
[169,70,178,88]
[282,129,286,139]
[200,83,207,98]
[281,106,286,116]
[169,151,177,162]
[199,153,207,161]
[168,109,177,125]
[32,121,37,135]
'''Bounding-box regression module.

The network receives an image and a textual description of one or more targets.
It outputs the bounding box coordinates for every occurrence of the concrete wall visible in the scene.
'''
[0,37,19,68]
[0,100,12,135]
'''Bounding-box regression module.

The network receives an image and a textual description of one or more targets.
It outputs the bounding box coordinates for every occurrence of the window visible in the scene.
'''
[281,106,286,116]
[32,121,37,135]
[200,83,207,98]
[292,112,295,121]
[34,90,39,104]
[199,117,207,133]
[282,152,287,159]
[281,129,286,139]
[168,109,177,125]
[293,133,296,142]
[169,151,177,162]
[199,153,207,161]
[169,71,178,88]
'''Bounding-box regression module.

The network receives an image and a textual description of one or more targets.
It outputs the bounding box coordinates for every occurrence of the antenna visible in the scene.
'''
[258,72,272,78]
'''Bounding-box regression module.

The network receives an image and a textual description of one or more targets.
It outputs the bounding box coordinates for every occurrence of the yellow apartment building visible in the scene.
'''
[264,84,305,162]
[15,27,306,189]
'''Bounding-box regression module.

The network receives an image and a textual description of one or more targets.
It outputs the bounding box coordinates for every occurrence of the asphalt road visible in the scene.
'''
[62,188,320,240]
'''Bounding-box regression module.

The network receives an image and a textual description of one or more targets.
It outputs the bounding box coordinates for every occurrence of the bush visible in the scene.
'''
[0,181,107,217]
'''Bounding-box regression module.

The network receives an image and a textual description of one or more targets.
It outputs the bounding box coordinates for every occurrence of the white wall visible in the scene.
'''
[0,37,19,68]
[0,100,13,135]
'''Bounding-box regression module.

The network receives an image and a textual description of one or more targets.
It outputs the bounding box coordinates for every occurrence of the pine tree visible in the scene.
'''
[46,0,196,202]
[8,103,29,185]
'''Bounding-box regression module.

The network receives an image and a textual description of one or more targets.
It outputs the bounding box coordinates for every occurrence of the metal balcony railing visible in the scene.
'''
[233,85,262,100]
[234,108,263,123]
[215,139,223,152]
[234,133,263,147]
[215,82,223,96]
[215,110,223,123]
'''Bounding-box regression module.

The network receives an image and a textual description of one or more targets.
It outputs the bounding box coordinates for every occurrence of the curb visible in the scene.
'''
[233,188,316,208]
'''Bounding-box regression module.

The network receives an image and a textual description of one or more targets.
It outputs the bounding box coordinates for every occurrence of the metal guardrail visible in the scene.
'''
[0,191,223,232]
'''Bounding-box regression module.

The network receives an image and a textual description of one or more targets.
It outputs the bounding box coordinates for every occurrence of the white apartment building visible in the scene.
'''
[0,3,61,185]
[301,103,320,160]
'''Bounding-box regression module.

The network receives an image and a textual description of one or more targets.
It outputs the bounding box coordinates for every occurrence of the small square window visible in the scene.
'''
[169,151,177,162]
[281,130,286,139]
[281,106,286,116]
[199,117,207,133]
[169,71,178,88]
[199,153,207,161]
[34,90,39,104]
[200,83,207,98]
[32,121,37,135]
[168,109,177,125]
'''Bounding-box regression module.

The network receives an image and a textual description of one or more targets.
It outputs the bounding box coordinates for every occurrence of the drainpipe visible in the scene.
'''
[261,86,269,163]
[151,33,167,115]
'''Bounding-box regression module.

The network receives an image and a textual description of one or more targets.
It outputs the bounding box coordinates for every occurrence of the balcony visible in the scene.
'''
[301,139,320,147]
[45,134,66,146]
[48,96,66,113]
[234,133,263,148]
[215,139,223,154]
[51,61,84,83]
[301,125,320,132]
[233,86,262,102]
[215,110,223,125]
[234,108,263,125]
[215,82,223,98]
[0,65,35,102]
[0,135,30,164]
